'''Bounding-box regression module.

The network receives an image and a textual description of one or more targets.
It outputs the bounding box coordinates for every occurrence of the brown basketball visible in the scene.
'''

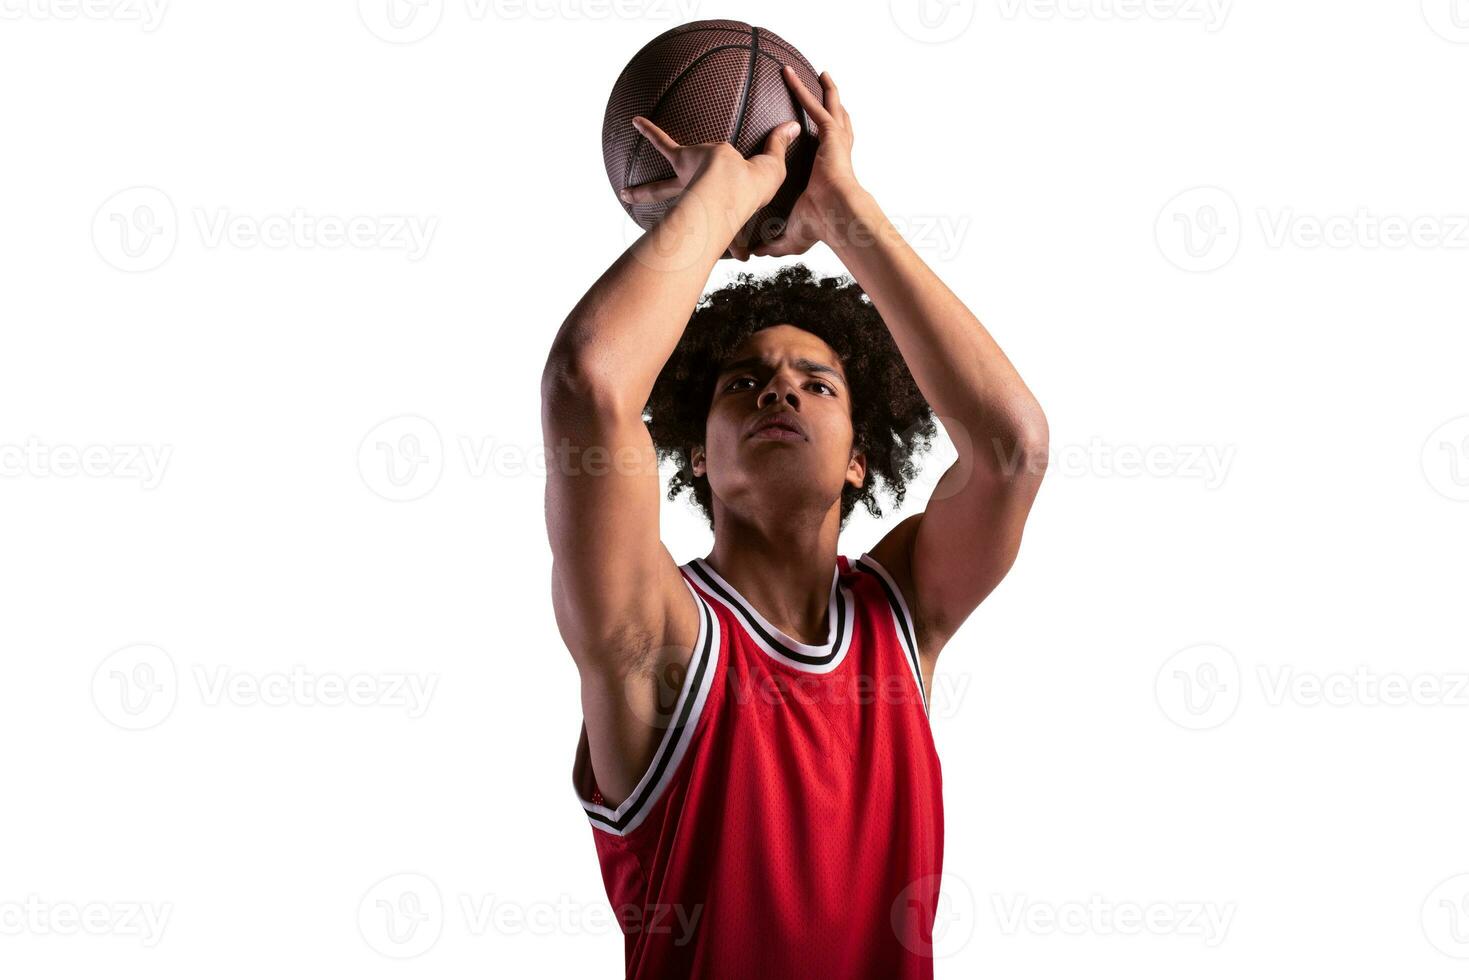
[602,19,822,256]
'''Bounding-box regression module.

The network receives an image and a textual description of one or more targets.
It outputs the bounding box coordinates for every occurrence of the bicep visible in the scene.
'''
[871,451,1044,658]
[541,387,695,669]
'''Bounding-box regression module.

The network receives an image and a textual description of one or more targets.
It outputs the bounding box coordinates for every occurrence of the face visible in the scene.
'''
[691,324,865,525]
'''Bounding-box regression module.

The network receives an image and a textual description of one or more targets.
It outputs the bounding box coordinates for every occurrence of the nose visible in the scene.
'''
[758,382,799,410]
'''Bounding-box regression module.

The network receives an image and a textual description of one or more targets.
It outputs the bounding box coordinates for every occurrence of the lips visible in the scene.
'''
[746,411,806,441]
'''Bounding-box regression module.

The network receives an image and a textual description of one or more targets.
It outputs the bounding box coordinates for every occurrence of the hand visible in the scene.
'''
[620,115,803,259]
[751,66,862,259]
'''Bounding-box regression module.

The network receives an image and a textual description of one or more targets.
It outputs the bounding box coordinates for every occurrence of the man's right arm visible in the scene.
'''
[540,146,772,805]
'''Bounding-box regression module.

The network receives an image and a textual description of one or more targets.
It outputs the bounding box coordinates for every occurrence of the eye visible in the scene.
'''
[725,375,757,391]
[807,380,836,396]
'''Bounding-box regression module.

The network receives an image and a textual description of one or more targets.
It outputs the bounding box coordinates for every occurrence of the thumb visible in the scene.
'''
[761,119,802,158]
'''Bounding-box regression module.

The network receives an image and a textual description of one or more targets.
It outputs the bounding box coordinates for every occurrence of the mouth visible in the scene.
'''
[746,412,807,442]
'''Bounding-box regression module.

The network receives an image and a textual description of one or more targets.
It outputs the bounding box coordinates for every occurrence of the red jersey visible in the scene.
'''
[572,553,945,978]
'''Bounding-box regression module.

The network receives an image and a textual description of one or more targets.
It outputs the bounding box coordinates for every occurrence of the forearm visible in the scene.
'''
[823,184,1048,461]
[545,169,755,414]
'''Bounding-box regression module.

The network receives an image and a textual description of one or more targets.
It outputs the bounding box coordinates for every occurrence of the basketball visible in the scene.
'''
[602,19,822,255]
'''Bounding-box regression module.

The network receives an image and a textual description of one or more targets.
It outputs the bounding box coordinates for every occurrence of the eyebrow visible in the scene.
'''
[718,355,844,383]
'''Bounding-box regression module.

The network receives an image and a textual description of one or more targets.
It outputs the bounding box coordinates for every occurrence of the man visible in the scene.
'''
[542,67,1047,978]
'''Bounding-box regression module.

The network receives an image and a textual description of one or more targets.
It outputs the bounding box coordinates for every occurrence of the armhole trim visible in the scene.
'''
[855,552,929,715]
[574,577,720,837]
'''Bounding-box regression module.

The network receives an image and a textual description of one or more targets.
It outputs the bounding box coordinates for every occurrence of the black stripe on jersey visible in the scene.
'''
[687,559,847,667]
[582,594,715,834]
[856,556,928,713]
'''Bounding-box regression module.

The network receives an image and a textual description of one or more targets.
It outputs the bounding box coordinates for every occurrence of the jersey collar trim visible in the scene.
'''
[685,557,853,673]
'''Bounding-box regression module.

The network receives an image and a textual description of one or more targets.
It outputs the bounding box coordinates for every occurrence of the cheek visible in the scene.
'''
[817,405,855,452]
[701,406,738,466]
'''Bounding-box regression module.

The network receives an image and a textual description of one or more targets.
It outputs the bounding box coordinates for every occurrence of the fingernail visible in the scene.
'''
[619,188,631,201]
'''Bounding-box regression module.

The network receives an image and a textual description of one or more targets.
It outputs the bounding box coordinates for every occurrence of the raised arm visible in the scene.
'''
[541,118,801,803]
[754,68,1048,668]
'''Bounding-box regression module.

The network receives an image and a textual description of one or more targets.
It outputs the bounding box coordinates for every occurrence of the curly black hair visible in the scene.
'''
[644,263,936,529]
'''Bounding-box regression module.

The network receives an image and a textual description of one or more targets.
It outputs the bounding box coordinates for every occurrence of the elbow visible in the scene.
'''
[1015,407,1049,466]
[540,348,589,407]
[541,345,627,419]
[979,407,1049,487]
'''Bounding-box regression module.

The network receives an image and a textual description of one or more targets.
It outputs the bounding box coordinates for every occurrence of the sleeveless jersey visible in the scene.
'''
[572,553,945,978]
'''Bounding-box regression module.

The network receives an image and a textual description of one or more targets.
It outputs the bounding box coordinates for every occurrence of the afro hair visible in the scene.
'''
[644,263,937,529]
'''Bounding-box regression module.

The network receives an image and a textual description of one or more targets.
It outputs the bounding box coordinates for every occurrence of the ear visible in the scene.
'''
[691,445,706,478]
[845,447,866,489]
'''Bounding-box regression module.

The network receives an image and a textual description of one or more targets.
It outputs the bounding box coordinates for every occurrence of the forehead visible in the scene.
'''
[723,324,844,375]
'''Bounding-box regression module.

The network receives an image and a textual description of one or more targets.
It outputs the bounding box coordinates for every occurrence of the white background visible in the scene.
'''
[2,0,1468,976]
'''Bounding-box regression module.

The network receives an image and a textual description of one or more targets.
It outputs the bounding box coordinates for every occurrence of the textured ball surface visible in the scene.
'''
[602,19,822,255]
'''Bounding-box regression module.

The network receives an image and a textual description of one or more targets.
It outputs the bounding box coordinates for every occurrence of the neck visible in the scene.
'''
[705,504,842,646]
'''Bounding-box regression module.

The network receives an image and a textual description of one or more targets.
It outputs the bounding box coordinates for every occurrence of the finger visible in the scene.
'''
[818,71,842,116]
[631,115,681,163]
[620,177,683,205]
[780,64,833,128]
[751,235,810,259]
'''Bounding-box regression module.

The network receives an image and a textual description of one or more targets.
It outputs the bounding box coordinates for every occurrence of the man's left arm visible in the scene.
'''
[824,185,1049,663]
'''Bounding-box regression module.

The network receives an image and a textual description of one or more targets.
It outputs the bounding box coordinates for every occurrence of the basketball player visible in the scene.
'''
[542,67,1048,977]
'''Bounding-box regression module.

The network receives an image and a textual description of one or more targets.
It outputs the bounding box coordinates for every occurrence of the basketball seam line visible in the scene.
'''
[618,46,812,204]
[620,44,760,195]
[726,25,759,145]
